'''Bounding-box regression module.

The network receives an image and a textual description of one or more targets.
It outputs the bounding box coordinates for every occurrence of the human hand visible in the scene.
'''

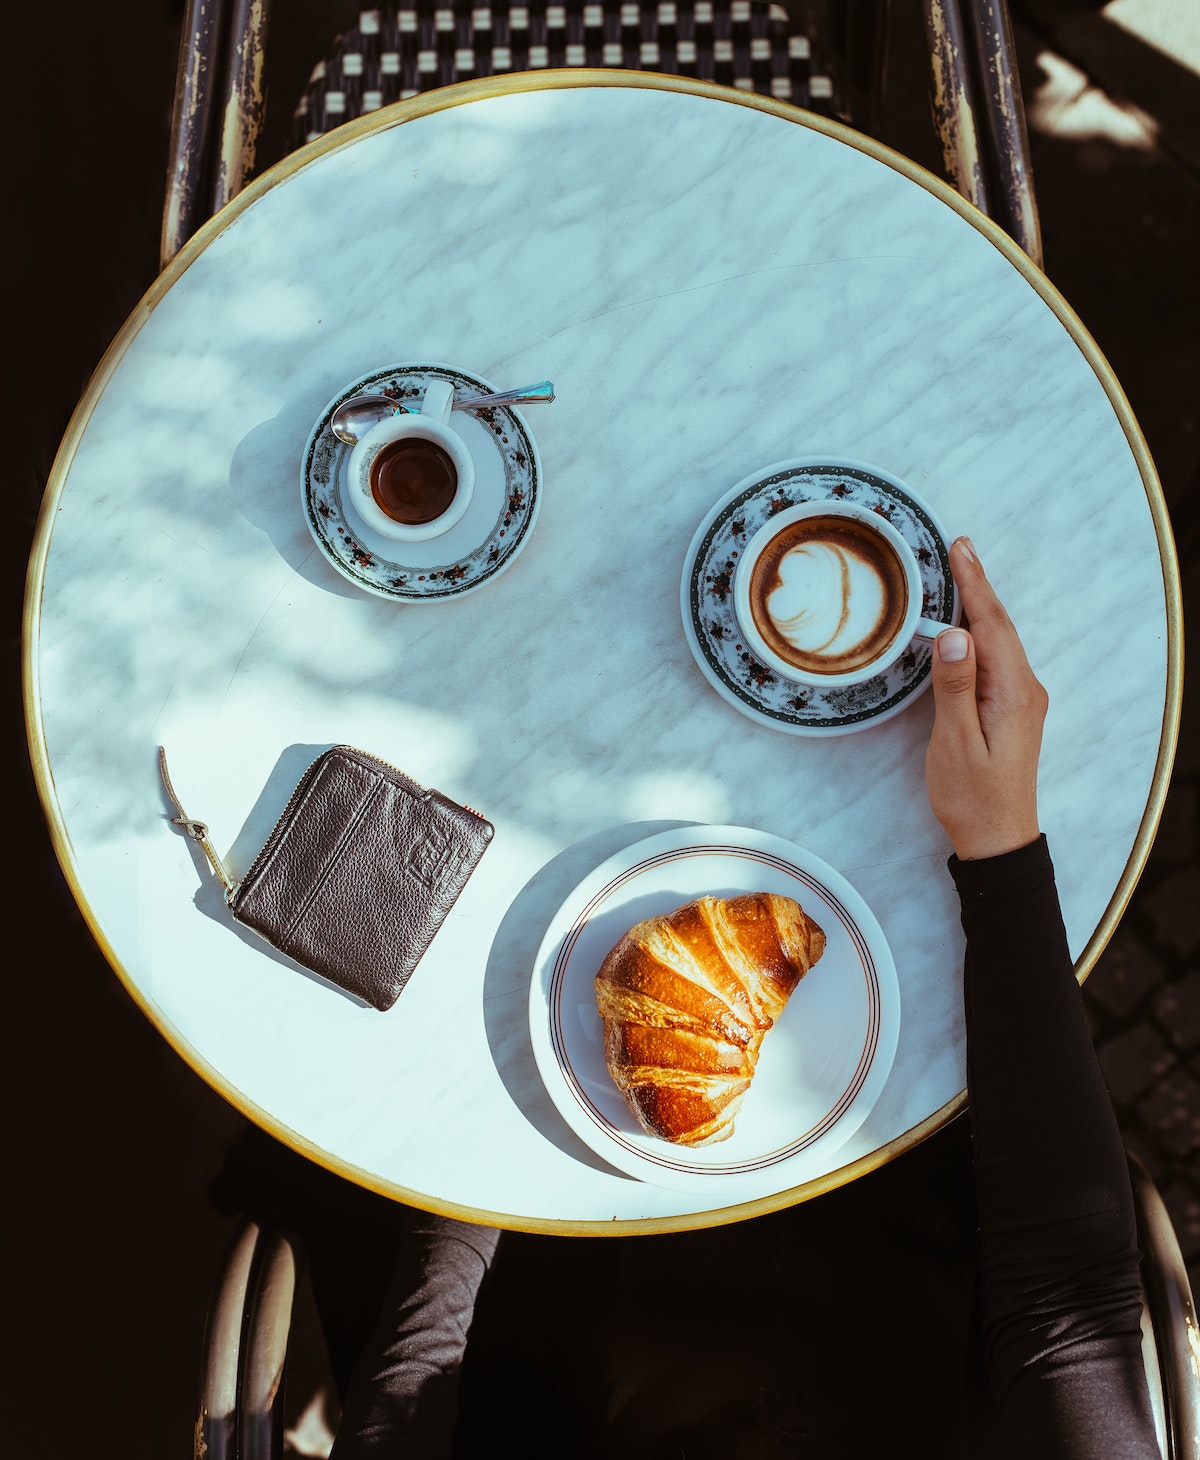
[924,538,1048,860]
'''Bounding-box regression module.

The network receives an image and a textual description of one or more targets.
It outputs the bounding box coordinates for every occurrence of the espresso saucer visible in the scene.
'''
[680,459,960,736]
[302,362,541,601]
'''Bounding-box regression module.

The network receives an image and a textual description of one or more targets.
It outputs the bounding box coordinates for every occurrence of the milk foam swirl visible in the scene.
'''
[743,513,910,677]
[765,541,890,658]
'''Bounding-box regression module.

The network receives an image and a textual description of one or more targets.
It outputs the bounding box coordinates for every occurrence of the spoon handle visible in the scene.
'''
[454,381,555,410]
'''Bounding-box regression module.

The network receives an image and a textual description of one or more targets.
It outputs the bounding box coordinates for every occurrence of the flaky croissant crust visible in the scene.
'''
[595,892,826,1146]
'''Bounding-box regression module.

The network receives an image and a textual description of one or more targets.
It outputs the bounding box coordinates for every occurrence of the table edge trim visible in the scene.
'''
[21,67,1182,1231]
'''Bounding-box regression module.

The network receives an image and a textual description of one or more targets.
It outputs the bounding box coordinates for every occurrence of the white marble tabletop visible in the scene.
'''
[24,73,1180,1233]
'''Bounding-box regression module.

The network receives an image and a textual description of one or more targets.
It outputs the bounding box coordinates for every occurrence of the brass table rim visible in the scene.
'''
[22,69,1183,1235]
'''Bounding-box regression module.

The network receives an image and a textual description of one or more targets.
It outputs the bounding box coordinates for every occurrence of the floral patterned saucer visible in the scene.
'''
[302,362,540,602]
[680,458,960,736]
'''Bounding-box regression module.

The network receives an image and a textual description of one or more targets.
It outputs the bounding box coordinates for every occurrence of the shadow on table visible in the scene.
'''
[483,818,695,1173]
[160,737,377,1004]
[228,403,377,600]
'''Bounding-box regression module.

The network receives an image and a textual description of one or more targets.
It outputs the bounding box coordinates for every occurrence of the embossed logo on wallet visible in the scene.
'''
[405,821,455,892]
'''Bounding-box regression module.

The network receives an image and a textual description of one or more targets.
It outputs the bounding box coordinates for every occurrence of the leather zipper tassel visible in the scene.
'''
[157,746,238,897]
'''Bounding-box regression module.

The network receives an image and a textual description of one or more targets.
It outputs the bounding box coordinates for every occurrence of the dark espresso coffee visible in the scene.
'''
[747,514,909,675]
[369,437,458,525]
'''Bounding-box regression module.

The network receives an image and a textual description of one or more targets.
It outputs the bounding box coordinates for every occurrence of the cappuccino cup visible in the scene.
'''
[345,379,475,542]
[733,500,954,686]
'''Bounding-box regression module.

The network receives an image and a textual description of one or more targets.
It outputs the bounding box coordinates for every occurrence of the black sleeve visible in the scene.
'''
[328,1214,500,1460]
[950,836,1159,1458]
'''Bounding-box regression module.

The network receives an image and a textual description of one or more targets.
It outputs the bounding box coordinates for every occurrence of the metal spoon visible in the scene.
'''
[330,380,556,445]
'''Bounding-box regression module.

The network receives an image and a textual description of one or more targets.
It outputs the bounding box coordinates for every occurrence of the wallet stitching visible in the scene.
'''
[235,748,419,901]
[276,778,389,952]
[234,753,334,896]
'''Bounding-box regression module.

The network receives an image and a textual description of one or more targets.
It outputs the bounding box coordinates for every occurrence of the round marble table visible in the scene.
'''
[24,72,1180,1234]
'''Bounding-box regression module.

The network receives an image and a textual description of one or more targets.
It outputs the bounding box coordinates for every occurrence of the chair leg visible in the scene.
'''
[1128,1151,1200,1460]
[161,0,271,269]
[163,0,230,270]
[195,1217,261,1460]
[961,0,1042,265]
[919,0,1042,264]
[209,0,272,221]
[920,0,993,218]
[195,1217,304,1460]
[238,1226,303,1460]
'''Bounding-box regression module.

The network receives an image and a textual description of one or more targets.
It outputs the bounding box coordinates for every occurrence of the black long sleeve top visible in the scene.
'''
[951,836,1159,1458]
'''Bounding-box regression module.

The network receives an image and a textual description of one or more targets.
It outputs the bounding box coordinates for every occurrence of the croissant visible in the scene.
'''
[594,892,826,1147]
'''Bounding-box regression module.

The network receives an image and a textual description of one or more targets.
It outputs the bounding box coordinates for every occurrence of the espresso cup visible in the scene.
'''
[345,379,475,542]
[732,500,954,686]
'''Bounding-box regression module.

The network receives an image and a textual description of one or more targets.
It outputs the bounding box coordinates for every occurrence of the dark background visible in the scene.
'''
[9,2,1198,1454]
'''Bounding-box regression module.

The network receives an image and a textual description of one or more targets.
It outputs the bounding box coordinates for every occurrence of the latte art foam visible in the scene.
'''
[747,515,909,675]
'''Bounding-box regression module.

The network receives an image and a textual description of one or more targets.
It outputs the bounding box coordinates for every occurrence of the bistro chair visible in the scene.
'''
[285,3,848,138]
[161,0,1041,270]
[194,1150,1200,1458]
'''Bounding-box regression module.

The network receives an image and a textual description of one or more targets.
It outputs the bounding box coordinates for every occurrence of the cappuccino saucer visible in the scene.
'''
[302,362,541,602]
[680,459,960,736]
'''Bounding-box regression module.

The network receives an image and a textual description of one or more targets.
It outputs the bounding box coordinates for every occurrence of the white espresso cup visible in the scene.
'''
[733,500,954,687]
[345,379,475,542]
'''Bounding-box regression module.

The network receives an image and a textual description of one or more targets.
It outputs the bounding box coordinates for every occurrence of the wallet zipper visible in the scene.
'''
[231,749,337,904]
[337,745,491,822]
[159,744,489,905]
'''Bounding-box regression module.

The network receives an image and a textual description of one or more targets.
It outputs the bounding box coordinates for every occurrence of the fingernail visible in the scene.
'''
[957,537,978,565]
[938,629,970,662]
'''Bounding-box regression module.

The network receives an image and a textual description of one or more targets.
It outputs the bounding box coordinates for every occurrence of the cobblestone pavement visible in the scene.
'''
[1087,748,1200,1287]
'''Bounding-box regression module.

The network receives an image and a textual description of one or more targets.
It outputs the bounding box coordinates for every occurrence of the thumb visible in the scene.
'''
[930,628,980,737]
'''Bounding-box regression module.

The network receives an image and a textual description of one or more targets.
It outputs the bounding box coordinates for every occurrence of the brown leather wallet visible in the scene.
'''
[159,744,493,1010]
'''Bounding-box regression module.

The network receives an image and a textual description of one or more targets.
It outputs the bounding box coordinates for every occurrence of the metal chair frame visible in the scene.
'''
[918,0,1039,268]
[163,0,271,270]
[195,1217,303,1460]
[1129,1152,1200,1460]
[161,0,1041,269]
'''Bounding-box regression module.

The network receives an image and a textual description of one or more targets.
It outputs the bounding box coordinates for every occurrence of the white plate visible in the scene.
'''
[529,825,900,1196]
[680,457,960,735]
[301,362,541,601]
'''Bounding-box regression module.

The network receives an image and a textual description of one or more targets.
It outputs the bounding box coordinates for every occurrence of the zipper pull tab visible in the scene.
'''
[157,746,236,896]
